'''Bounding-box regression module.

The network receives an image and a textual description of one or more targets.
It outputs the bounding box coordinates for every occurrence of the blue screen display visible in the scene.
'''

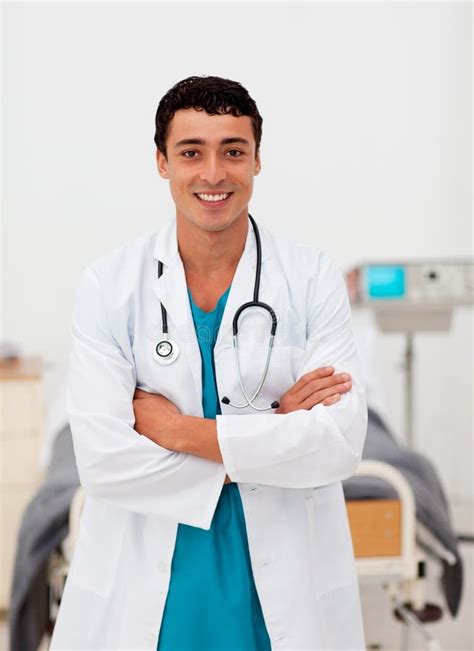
[365,266,406,299]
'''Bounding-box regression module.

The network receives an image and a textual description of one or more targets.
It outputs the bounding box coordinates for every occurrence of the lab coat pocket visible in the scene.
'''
[304,482,356,596]
[66,496,127,598]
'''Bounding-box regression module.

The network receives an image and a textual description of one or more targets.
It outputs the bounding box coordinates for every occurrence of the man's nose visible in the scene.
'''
[199,155,227,185]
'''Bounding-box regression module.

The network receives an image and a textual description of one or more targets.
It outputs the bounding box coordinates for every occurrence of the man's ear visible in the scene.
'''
[156,149,169,179]
[254,150,262,176]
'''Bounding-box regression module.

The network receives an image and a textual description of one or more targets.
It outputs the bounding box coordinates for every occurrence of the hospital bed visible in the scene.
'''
[351,461,444,651]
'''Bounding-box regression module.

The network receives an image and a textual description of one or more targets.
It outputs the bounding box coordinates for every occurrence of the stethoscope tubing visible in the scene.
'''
[228,334,277,410]
[155,214,279,410]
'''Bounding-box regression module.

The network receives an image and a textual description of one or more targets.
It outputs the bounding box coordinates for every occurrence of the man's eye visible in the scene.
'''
[181,149,243,159]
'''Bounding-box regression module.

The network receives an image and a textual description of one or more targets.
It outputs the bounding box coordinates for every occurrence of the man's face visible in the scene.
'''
[156,108,261,232]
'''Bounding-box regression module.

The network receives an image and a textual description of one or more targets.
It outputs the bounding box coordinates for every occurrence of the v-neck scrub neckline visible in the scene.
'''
[186,284,232,315]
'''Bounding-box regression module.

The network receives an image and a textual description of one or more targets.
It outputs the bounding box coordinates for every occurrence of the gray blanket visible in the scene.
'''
[9,411,463,651]
[9,426,79,651]
[343,409,463,617]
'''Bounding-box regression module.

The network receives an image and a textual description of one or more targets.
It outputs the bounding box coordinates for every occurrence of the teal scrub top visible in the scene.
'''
[156,284,272,651]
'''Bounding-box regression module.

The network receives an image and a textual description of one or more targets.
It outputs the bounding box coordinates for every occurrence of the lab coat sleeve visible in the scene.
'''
[216,250,368,488]
[67,266,226,529]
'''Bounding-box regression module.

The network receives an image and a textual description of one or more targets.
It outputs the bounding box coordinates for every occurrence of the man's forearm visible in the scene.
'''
[171,414,223,464]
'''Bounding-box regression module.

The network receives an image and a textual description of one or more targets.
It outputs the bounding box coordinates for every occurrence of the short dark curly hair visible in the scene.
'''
[154,75,263,159]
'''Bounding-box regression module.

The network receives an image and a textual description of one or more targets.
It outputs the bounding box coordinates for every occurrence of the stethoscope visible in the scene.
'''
[153,214,280,411]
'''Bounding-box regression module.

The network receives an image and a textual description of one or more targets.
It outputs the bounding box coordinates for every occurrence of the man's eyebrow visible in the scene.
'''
[174,137,251,148]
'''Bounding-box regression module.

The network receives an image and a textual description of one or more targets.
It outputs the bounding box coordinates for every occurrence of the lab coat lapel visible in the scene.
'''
[151,218,203,409]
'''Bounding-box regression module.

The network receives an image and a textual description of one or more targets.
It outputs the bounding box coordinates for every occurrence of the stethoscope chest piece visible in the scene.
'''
[153,338,179,365]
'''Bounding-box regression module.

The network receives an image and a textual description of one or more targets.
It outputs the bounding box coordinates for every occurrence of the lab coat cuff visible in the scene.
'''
[216,415,239,481]
[200,462,228,529]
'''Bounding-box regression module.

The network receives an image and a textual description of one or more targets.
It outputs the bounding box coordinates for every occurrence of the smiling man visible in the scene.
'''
[156,105,261,314]
[50,76,368,651]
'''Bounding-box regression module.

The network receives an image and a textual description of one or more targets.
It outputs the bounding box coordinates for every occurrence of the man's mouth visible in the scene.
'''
[194,192,233,207]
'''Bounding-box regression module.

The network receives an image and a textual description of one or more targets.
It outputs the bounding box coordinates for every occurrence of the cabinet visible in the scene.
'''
[0,357,44,610]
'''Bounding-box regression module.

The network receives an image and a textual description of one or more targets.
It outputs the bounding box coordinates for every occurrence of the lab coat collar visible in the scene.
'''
[151,216,191,345]
[152,215,180,267]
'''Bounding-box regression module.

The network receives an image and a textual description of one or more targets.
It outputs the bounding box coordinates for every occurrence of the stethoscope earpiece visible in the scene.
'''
[221,397,279,409]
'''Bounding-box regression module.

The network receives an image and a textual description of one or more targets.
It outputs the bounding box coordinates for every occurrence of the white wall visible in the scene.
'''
[2,2,472,500]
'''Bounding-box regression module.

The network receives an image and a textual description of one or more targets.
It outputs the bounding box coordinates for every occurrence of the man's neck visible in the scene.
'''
[176,210,249,278]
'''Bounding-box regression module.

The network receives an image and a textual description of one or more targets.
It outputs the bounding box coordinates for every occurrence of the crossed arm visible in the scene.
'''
[133,365,354,482]
[69,254,366,527]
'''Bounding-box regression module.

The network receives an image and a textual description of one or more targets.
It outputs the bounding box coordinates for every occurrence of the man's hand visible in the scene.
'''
[275,366,351,414]
[133,388,181,447]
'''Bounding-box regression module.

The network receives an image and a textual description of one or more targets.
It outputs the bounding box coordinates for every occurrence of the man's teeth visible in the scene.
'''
[196,193,230,202]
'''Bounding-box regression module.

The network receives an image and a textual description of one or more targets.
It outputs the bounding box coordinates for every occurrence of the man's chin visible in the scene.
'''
[178,208,245,233]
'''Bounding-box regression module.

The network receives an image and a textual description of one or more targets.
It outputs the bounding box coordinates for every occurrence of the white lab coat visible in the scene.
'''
[50,216,368,651]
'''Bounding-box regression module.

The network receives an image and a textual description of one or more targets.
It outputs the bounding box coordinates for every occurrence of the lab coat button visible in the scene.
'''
[157,561,168,572]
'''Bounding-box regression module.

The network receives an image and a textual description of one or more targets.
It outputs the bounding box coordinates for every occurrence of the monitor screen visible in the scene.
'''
[365,266,406,299]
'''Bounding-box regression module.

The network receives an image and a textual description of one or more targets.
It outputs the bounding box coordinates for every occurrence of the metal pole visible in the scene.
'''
[404,332,414,447]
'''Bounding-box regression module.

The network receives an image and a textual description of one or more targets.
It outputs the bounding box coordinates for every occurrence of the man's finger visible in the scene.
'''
[287,366,334,395]
[301,382,351,410]
[322,394,341,406]
[292,373,351,404]
[316,383,351,404]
